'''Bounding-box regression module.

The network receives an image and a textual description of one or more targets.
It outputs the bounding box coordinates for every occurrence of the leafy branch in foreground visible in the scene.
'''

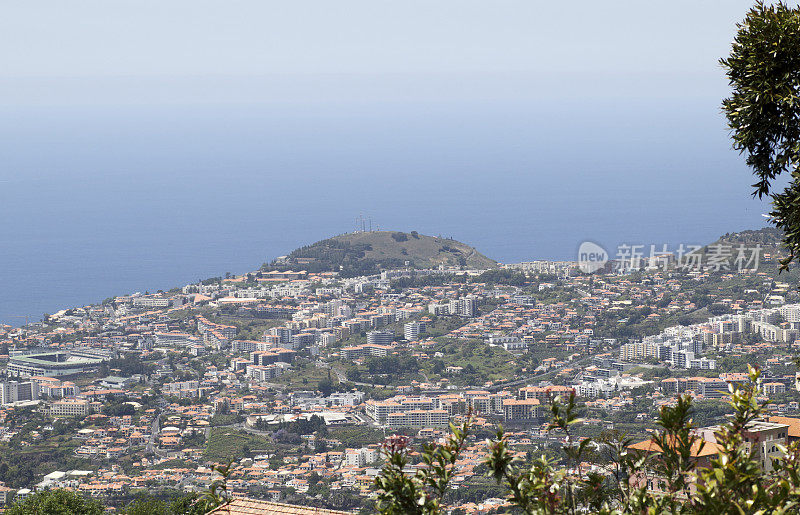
[375,365,800,514]
[721,1,800,269]
[374,417,472,515]
[201,460,234,513]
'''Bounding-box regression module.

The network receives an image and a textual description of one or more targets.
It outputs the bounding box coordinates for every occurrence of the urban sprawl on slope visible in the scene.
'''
[2,236,800,512]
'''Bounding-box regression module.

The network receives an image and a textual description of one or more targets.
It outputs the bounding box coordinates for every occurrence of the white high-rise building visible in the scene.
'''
[0,381,39,405]
[367,330,394,346]
[403,321,426,341]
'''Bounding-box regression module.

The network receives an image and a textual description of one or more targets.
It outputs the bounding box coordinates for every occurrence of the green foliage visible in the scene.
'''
[263,232,494,276]
[721,1,800,269]
[318,375,334,397]
[107,353,154,377]
[391,274,467,289]
[264,238,400,277]
[290,414,328,436]
[6,489,104,515]
[205,428,270,462]
[201,461,233,512]
[121,493,205,515]
[366,355,419,376]
[328,426,388,447]
[376,366,800,513]
[474,268,528,286]
[375,419,471,514]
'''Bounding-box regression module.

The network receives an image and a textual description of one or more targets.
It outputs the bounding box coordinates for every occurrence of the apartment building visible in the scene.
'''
[698,420,789,473]
[366,330,394,347]
[763,382,787,396]
[251,348,296,366]
[517,385,575,403]
[161,380,208,398]
[365,396,437,425]
[154,332,199,347]
[619,341,659,362]
[246,363,290,382]
[196,316,237,347]
[48,398,91,417]
[132,296,171,308]
[403,321,426,341]
[0,380,39,405]
[386,409,449,429]
[340,343,393,360]
[489,335,527,352]
[33,377,79,399]
[502,398,542,422]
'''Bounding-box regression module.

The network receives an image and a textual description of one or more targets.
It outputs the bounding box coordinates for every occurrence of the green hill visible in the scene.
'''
[708,227,783,247]
[698,226,784,272]
[263,231,496,277]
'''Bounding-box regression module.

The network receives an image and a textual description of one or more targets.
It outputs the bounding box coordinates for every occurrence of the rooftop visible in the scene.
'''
[208,499,351,514]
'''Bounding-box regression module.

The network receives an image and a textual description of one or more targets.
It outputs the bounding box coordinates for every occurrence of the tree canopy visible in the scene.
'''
[5,489,104,515]
[722,1,800,268]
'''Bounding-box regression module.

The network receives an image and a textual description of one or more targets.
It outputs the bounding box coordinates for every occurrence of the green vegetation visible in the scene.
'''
[721,2,800,269]
[263,231,495,277]
[0,429,84,488]
[376,367,800,514]
[422,339,521,385]
[205,428,271,462]
[473,268,528,286]
[273,358,331,390]
[345,353,424,386]
[6,489,104,515]
[121,493,205,515]
[208,413,242,427]
[328,426,388,447]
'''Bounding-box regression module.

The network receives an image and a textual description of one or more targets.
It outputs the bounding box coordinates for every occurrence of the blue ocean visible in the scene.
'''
[0,94,771,325]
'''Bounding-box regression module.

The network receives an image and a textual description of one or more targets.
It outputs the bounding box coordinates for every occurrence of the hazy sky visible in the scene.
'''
[1,1,794,324]
[0,1,777,106]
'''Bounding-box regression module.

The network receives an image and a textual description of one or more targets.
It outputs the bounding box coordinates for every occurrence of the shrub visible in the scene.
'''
[374,366,800,514]
[6,489,104,515]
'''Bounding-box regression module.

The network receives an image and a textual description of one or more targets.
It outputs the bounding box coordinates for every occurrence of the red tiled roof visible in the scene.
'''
[208,498,351,514]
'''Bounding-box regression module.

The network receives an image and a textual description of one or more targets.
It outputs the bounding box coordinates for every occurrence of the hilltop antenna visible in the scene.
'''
[369,217,373,232]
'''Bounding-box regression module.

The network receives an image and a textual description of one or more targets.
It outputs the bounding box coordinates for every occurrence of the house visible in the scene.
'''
[0,484,15,506]
[629,418,791,495]
[208,498,351,514]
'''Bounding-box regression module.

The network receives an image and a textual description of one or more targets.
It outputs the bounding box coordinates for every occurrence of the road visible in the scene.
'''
[330,365,373,387]
[146,409,161,454]
[487,345,622,392]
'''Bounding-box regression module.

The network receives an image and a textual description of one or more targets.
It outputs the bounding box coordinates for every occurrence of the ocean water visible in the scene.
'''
[0,97,771,326]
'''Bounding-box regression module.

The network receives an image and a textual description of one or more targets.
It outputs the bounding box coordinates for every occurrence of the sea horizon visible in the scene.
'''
[0,96,773,326]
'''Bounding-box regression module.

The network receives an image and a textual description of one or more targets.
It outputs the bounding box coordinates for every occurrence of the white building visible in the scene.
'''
[0,381,39,405]
[403,321,426,341]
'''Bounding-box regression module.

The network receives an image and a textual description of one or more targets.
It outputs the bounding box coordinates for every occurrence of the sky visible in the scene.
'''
[0,1,794,325]
[0,1,773,103]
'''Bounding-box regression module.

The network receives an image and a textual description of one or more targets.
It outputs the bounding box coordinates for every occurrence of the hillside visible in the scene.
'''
[709,226,783,246]
[263,231,496,277]
[698,226,785,272]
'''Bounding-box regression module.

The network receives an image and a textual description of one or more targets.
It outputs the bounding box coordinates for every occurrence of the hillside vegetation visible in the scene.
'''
[698,227,785,272]
[263,231,496,277]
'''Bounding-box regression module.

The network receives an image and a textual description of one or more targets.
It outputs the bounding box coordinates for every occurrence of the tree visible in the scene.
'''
[375,366,800,513]
[375,420,471,514]
[6,489,104,515]
[721,2,800,269]
[122,497,168,515]
[318,374,334,397]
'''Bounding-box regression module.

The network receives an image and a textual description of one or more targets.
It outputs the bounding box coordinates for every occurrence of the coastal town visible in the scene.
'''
[2,229,800,513]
